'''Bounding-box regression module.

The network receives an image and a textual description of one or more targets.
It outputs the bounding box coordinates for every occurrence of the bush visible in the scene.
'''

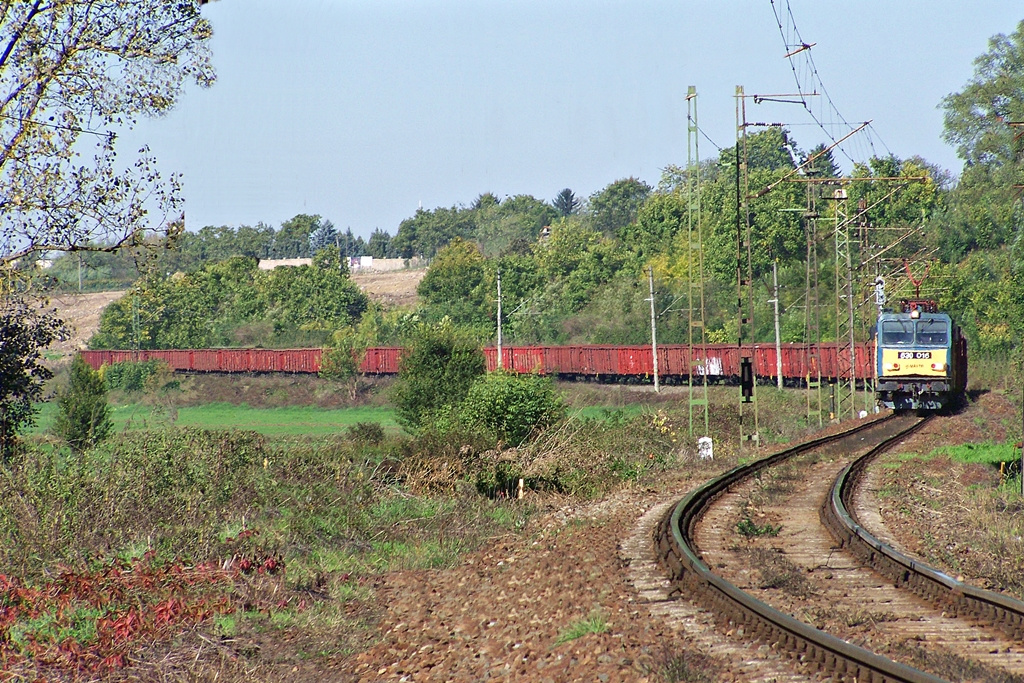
[459,371,566,445]
[103,359,169,392]
[391,322,485,431]
[53,355,112,453]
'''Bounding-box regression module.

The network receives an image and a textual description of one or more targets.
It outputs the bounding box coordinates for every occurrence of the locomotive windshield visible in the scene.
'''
[915,319,949,346]
[881,320,914,345]
[880,318,949,347]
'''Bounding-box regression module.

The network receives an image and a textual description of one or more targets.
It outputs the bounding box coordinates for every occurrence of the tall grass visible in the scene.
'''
[0,427,526,579]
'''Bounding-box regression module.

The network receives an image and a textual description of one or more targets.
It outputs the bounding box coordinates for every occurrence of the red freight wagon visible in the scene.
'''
[279,348,321,373]
[155,349,193,372]
[699,344,738,377]
[483,346,546,374]
[617,346,652,376]
[657,345,691,377]
[359,347,402,374]
[80,350,106,371]
[80,342,882,381]
[188,349,220,372]
[217,349,251,373]
[588,346,622,376]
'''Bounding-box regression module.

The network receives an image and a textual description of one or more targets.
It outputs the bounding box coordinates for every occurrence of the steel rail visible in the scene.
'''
[655,415,945,682]
[824,420,1024,642]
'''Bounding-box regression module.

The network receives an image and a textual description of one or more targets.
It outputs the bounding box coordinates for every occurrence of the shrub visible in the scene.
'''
[459,371,566,445]
[103,359,169,392]
[391,322,485,431]
[53,355,112,453]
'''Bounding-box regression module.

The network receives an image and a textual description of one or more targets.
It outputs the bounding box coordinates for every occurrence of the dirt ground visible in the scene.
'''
[323,395,1023,683]
[42,290,126,359]
[352,268,425,308]
[341,479,725,683]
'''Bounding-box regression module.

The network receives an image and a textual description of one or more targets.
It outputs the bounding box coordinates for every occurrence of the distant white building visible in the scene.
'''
[348,256,373,270]
[258,256,423,272]
[257,258,312,270]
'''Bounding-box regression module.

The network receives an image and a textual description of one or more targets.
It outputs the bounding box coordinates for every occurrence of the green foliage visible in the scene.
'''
[533,219,628,310]
[0,2,213,272]
[92,248,369,349]
[460,371,566,445]
[736,517,782,538]
[941,20,1024,168]
[391,322,486,431]
[474,194,557,256]
[624,190,688,259]
[555,610,609,644]
[265,247,368,331]
[552,188,581,217]
[417,238,490,325]
[0,299,68,459]
[587,177,652,236]
[103,360,168,392]
[392,205,477,259]
[365,228,396,258]
[54,356,113,454]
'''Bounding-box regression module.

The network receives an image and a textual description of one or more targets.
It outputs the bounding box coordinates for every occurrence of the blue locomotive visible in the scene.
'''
[876,299,967,411]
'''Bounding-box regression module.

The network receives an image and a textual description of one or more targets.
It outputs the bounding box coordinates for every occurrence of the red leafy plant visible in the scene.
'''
[0,544,287,678]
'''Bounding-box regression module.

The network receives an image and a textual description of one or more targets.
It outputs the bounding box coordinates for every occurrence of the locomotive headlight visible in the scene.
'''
[910,309,920,319]
[931,362,946,372]
[884,362,900,372]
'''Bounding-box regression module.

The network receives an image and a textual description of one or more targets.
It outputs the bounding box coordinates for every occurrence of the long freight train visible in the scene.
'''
[80,343,880,384]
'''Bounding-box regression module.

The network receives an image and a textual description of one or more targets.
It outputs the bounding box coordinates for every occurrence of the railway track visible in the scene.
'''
[654,415,1024,682]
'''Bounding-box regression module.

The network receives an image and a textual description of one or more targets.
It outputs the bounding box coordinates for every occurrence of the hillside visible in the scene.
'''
[48,267,425,357]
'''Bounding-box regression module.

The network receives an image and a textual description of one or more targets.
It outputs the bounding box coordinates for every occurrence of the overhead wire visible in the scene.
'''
[767,0,895,166]
[689,112,722,152]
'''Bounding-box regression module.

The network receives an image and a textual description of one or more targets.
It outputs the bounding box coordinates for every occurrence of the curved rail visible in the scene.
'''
[654,415,945,682]
[823,424,1024,642]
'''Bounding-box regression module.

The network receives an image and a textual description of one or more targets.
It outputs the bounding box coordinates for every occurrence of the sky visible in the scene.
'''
[123,1,1023,239]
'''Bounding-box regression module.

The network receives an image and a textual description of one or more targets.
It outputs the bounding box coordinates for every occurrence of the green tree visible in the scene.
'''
[0,2,214,456]
[417,238,489,325]
[624,191,688,259]
[365,229,395,258]
[553,188,581,217]
[460,371,566,445]
[320,326,371,400]
[0,300,68,459]
[0,1,214,271]
[802,143,840,178]
[587,178,652,236]
[941,20,1024,168]
[392,206,477,258]
[391,322,486,431]
[308,220,339,257]
[474,195,557,255]
[54,356,113,454]
[941,20,1024,254]
[264,247,369,331]
[273,214,323,258]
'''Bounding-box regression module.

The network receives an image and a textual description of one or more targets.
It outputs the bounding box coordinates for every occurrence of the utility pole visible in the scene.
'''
[770,260,783,390]
[648,265,659,392]
[496,268,503,371]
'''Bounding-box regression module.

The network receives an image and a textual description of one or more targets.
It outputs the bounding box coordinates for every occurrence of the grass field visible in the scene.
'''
[932,441,1021,466]
[30,402,401,437]
[30,399,654,439]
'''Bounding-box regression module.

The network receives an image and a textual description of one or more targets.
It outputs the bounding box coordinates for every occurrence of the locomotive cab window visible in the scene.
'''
[881,320,914,345]
[915,319,949,346]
